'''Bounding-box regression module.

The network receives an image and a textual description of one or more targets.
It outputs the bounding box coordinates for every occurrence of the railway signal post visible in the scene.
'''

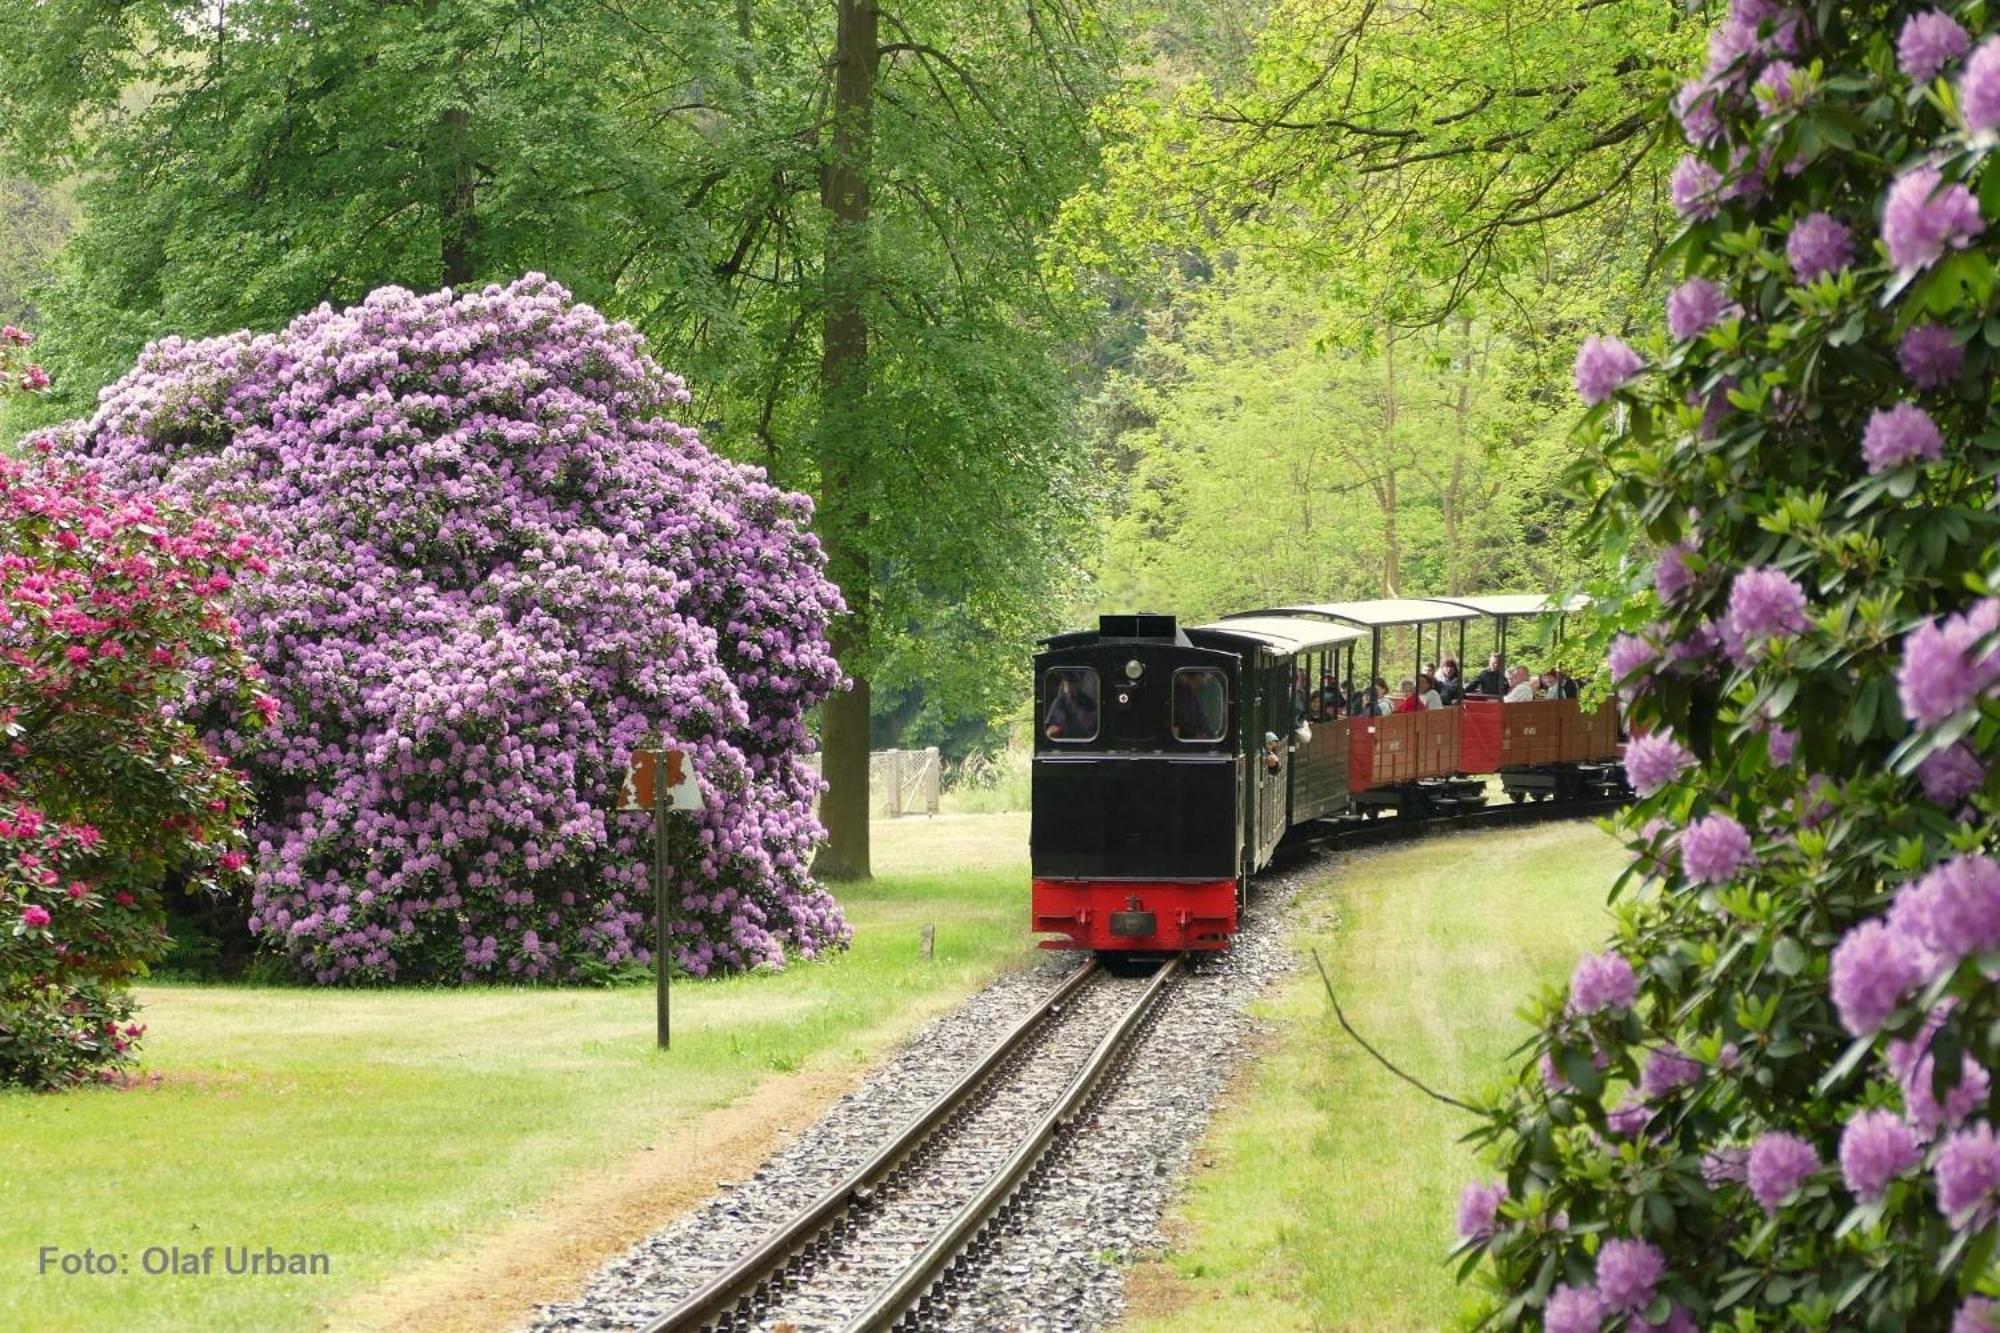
[620,744,701,1049]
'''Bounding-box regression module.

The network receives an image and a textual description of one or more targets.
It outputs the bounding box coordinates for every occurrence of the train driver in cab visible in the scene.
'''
[1044,670,1099,740]
[1174,667,1226,740]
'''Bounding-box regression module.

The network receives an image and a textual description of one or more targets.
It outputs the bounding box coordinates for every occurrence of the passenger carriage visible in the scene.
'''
[1028,611,1362,953]
[1029,595,1628,955]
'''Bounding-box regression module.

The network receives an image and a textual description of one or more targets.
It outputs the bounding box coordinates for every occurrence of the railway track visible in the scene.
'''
[641,955,1181,1333]
[628,790,1616,1333]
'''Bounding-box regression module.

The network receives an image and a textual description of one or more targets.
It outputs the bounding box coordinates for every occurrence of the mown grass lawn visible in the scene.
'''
[1123,818,1623,1332]
[0,814,1032,1333]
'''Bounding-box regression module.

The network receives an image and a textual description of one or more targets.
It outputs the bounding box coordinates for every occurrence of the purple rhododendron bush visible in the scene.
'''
[2,430,272,1088]
[44,275,848,984]
[1458,5,2000,1329]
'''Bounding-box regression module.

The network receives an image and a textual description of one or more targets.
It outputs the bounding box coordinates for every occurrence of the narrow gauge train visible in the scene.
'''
[1029,597,1625,955]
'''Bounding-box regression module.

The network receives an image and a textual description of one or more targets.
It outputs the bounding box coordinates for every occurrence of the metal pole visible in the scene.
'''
[655,782,671,1050]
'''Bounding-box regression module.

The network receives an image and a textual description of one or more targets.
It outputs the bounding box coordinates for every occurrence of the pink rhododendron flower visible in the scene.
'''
[1786,211,1853,279]
[1595,1238,1666,1314]
[1840,1110,1921,1200]
[1747,1131,1819,1211]
[1456,1180,1506,1239]
[1830,920,1925,1035]
[1545,1282,1606,1333]
[1679,812,1753,883]
[20,905,51,929]
[1884,166,1985,274]
[1962,38,2000,133]
[1574,336,1643,406]
[1569,950,1637,1014]
[1901,10,1971,81]
[1623,731,1693,796]
[1670,156,1723,219]
[1666,277,1734,341]
[1897,599,2000,727]
[1937,1122,2000,1224]
[1899,322,1965,388]
[1862,402,1944,473]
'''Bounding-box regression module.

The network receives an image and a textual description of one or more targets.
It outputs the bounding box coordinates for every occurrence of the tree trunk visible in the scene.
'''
[1380,334,1401,597]
[1444,315,1473,595]
[812,0,879,882]
[439,101,476,287]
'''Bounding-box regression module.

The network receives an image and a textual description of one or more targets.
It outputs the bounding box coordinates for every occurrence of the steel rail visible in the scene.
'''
[640,957,1102,1333]
[840,954,1184,1333]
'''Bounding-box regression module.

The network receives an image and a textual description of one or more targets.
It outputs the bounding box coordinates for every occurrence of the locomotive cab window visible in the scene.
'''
[1042,667,1100,742]
[1171,667,1227,742]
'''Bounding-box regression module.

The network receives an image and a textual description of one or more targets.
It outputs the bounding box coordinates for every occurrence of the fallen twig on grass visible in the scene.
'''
[1310,948,1479,1115]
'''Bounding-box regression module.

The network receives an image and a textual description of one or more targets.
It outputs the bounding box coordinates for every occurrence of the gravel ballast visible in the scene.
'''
[534,866,1312,1333]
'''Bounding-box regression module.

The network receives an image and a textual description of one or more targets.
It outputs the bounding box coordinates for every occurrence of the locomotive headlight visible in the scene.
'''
[1124,659,1144,681]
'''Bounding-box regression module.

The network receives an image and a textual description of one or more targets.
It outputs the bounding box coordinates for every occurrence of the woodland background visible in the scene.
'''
[0,0,1695,870]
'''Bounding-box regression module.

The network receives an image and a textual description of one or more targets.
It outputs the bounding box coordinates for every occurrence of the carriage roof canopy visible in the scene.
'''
[1429,592,1591,618]
[1249,598,1483,628]
[1193,615,1368,653]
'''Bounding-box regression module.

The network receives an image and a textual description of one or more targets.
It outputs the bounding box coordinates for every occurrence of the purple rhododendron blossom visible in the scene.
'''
[1624,731,1694,796]
[1919,743,1985,805]
[1607,632,1658,692]
[1840,1109,1921,1200]
[1546,1282,1607,1333]
[1654,540,1696,604]
[1727,566,1810,645]
[1900,855,2000,964]
[1671,155,1723,219]
[1897,599,2000,727]
[1786,211,1854,279]
[1937,1122,2000,1223]
[1674,79,1725,146]
[1767,724,1797,765]
[1963,38,2000,133]
[1862,402,1945,473]
[1901,10,1971,81]
[1757,59,1805,109]
[1595,1238,1666,1313]
[1456,1180,1506,1239]
[1830,920,1925,1035]
[1606,1096,1652,1138]
[1666,277,1734,341]
[1640,1046,1702,1097]
[1958,1297,2000,1333]
[1884,166,1985,274]
[1574,335,1643,406]
[1679,812,1753,884]
[1898,322,1965,388]
[1747,1131,1820,1211]
[1570,950,1638,1014]
[1702,1144,1750,1186]
[1890,1013,1993,1136]
[58,276,849,983]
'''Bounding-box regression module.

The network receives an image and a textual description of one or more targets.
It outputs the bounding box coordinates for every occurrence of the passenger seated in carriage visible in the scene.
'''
[1418,671,1443,710]
[1470,653,1507,697]
[1436,657,1464,705]
[1503,666,1536,703]
[1392,677,1423,713]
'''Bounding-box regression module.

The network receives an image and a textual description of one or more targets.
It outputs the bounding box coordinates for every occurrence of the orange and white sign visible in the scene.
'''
[618,747,700,812]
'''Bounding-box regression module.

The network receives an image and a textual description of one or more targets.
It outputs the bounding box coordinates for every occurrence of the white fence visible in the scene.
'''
[802,747,941,818]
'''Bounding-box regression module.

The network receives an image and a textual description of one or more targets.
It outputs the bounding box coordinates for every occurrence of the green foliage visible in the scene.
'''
[0,0,1126,743]
[1064,0,1697,317]
[1458,6,2000,1329]
[1086,260,1609,616]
